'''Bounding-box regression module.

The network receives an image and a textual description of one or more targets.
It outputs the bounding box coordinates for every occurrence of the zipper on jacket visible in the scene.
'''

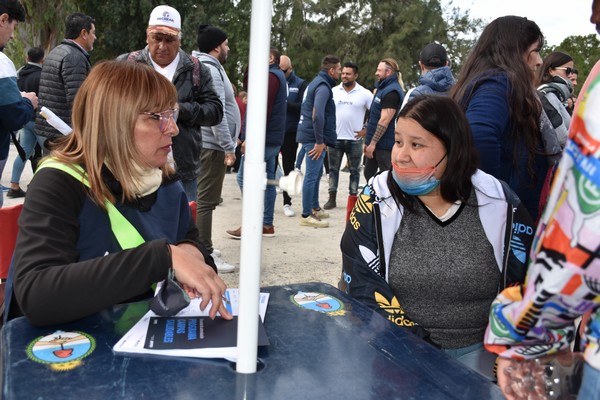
[373,202,387,280]
[500,202,514,292]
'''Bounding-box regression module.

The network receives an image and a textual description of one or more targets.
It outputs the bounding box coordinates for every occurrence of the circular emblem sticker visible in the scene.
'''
[291,291,345,316]
[27,330,96,371]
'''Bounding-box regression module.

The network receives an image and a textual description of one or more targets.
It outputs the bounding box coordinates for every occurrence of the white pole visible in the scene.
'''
[236,0,273,374]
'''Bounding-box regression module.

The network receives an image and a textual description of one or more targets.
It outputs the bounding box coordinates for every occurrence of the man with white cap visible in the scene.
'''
[118,5,223,204]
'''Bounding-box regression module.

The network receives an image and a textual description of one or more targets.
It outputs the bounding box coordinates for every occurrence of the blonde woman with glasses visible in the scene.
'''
[5,61,232,326]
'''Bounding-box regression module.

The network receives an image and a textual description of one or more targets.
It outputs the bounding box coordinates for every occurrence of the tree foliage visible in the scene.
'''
[544,34,600,95]
[6,0,597,96]
[4,0,78,63]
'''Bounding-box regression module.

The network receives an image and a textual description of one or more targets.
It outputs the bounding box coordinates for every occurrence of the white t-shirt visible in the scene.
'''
[149,53,181,82]
[332,82,374,141]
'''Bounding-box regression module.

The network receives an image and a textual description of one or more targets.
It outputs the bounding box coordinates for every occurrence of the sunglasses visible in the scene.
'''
[141,108,179,133]
[553,67,578,76]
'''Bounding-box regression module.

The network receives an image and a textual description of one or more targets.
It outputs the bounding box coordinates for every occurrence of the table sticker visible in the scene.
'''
[291,291,345,316]
[26,330,96,371]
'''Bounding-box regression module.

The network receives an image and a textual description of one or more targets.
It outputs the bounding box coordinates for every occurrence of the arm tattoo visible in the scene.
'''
[372,123,387,143]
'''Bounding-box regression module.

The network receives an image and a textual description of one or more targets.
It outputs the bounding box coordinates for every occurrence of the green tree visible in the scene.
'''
[5,0,78,65]
[2,0,490,94]
[554,34,600,93]
[441,1,484,81]
[80,1,154,64]
[270,0,481,90]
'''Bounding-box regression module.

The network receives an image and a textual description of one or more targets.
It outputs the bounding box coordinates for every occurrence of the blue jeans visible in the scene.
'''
[443,342,496,381]
[11,121,46,184]
[295,146,306,170]
[236,145,280,226]
[327,139,363,195]
[181,178,198,203]
[578,362,600,400]
[301,142,325,216]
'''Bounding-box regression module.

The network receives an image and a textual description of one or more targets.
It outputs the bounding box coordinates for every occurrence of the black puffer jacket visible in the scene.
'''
[35,40,91,139]
[117,48,223,181]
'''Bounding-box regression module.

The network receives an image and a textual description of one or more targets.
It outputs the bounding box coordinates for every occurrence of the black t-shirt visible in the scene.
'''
[380,91,401,109]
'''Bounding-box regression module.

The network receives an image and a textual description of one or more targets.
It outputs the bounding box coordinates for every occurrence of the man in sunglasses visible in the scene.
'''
[118,5,223,204]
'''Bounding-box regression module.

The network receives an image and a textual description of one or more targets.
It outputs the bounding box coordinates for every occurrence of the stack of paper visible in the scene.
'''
[113,289,269,361]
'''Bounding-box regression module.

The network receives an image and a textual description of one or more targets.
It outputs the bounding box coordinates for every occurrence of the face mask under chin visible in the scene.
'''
[391,154,446,196]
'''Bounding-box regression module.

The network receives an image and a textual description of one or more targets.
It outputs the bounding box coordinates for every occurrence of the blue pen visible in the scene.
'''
[222,291,233,315]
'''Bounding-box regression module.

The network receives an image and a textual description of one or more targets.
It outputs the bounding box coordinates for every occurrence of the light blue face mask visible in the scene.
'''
[391,155,446,196]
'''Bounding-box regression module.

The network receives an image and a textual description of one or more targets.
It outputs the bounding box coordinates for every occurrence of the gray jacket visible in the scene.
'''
[192,51,240,154]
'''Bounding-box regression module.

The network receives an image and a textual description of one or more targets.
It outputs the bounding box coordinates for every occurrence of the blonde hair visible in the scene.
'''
[380,57,405,89]
[51,60,178,209]
[380,57,400,74]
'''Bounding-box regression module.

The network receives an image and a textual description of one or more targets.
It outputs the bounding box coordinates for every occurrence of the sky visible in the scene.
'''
[443,0,597,46]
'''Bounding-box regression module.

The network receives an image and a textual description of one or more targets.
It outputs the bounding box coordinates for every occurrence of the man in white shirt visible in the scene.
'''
[324,62,373,209]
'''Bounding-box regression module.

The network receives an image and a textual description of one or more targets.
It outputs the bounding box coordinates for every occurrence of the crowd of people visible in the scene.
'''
[1,0,600,397]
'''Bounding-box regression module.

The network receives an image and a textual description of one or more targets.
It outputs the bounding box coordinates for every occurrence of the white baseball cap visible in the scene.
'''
[147,5,181,36]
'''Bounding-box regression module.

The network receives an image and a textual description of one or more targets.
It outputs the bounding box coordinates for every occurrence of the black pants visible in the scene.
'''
[281,130,298,205]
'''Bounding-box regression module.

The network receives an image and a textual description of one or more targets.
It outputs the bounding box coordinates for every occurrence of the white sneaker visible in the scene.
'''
[212,254,235,273]
[283,204,295,217]
[312,208,330,219]
[300,213,329,228]
[211,249,222,258]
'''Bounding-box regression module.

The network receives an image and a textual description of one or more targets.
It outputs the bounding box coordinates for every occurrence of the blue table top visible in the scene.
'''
[1,282,503,399]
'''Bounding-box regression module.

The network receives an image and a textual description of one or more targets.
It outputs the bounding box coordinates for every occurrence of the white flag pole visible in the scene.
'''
[236,0,273,374]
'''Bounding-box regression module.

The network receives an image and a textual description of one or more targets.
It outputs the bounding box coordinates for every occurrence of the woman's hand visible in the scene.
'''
[169,244,233,320]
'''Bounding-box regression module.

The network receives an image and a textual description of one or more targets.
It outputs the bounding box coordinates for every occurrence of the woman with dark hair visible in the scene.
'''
[339,95,534,380]
[538,51,575,147]
[450,16,548,221]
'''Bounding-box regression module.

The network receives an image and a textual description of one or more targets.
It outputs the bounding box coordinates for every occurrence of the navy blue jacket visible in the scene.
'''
[265,64,288,147]
[285,71,307,134]
[296,71,337,146]
[366,75,404,150]
[458,71,549,219]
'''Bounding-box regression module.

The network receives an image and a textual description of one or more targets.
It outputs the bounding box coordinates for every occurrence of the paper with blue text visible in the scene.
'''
[113,289,269,360]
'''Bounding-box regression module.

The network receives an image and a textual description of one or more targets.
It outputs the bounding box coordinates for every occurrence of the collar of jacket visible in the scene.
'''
[317,70,336,87]
[63,39,90,59]
[376,74,398,90]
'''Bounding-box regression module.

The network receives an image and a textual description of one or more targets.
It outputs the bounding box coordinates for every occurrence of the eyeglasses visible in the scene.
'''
[553,67,578,76]
[141,108,179,133]
[148,33,179,45]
